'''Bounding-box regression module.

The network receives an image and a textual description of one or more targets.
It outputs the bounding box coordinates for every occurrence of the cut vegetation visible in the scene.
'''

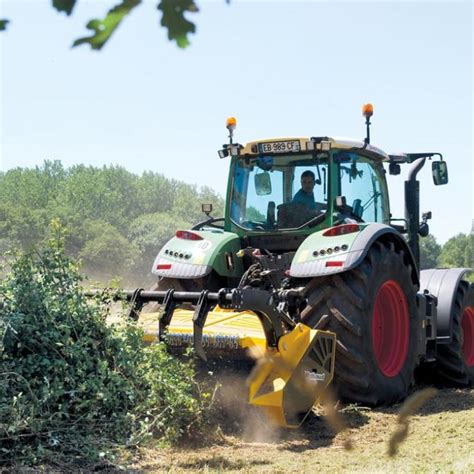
[128,388,474,473]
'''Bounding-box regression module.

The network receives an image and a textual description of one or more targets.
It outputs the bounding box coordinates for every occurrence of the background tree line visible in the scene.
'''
[0,160,223,285]
[420,232,473,277]
[0,160,472,285]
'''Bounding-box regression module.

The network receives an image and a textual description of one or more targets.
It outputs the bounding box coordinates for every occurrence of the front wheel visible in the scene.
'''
[301,241,421,405]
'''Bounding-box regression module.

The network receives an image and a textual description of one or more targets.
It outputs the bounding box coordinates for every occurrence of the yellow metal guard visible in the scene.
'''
[247,323,336,428]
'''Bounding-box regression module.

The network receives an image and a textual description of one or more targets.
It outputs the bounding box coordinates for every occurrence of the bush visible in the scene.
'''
[0,223,211,467]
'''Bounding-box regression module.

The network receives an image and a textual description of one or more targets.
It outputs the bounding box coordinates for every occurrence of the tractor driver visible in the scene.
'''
[292,170,326,212]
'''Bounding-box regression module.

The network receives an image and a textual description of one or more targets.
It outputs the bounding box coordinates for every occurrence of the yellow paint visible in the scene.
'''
[248,324,336,428]
[139,307,266,351]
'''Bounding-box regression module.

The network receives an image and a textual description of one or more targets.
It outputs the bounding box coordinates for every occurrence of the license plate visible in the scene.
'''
[258,140,301,154]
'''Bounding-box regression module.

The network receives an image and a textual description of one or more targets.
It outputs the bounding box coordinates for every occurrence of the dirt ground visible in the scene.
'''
[123,387,474,473]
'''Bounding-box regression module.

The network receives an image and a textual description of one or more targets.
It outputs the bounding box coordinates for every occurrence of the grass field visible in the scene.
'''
[124,387,474,473]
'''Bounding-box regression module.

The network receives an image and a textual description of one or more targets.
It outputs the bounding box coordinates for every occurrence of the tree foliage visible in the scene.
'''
[73,0,143,50]
[0,161,224,285]
[1,0,205,50]
[439,232,473,269]
[419,234,442,270]
[419,233,473,280]
[0,223,212,466]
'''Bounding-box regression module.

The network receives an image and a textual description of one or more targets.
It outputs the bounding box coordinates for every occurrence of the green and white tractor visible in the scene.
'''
[120,105,473,427]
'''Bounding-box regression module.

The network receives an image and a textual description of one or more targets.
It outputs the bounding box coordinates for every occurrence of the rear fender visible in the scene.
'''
[420,268,471,344]
[152,230,243,279]
[290,223,419,287]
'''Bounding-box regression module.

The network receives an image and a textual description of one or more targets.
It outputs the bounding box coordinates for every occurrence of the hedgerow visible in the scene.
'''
[0,222,211,467]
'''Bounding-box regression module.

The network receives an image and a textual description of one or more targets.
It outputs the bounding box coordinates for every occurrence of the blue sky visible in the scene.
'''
[0,0,472,243]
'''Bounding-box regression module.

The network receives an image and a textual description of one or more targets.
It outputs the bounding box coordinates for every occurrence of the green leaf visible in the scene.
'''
[73,0,142,50]
[158,0,199,49]
[52,0,77,16]
[0,19,9,31]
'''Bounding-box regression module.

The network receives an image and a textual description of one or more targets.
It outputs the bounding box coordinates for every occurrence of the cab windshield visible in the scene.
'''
[230,153,329,231]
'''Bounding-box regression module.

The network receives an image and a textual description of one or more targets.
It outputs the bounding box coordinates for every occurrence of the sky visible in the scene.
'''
[0,0,472,243]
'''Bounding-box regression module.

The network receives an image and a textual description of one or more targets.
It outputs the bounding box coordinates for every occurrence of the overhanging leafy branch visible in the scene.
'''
[73,0,142,50]
[158,0,199,49]
[1,0,204,50]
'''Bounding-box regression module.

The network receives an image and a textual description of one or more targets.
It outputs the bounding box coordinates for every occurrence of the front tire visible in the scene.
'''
[301,241,421,405]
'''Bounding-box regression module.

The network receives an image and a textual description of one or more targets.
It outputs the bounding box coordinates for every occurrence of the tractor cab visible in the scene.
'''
[221,136,391,239]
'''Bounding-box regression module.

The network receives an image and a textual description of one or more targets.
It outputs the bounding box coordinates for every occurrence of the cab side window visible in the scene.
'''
[336,152,385,223]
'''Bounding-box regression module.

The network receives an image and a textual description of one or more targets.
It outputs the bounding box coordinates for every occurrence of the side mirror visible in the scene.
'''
[352,199,363,218]
[432,161,448,185]
[255,172,272,195]
[389,162,401,175]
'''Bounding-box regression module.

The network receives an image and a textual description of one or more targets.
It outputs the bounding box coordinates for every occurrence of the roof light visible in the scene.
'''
[226,117,237,131]
[176,230,203,241]
[320,140,331,151]
[226,117,237,146]
[229,144,242,156]
[323,224,360,237]
[362,103,374,118]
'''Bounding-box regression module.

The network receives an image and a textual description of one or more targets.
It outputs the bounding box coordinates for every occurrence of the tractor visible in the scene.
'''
[119,104,473,427]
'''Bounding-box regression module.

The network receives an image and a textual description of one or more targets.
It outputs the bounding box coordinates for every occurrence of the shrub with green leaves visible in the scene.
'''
[0,223,211,466]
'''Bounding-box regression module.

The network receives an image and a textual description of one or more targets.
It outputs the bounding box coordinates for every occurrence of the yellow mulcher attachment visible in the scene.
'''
[116,287,336,428]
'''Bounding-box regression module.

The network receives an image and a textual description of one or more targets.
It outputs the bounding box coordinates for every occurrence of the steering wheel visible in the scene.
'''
[240,220,266,230]
[299,210,326,229]
[334,208,365,224]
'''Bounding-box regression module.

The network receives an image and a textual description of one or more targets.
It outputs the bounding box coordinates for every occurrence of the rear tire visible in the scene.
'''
[436,281,474,385]
[301,241,421,405]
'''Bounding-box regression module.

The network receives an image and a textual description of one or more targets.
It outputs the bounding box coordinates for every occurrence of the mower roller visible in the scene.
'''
[106,105,473,427]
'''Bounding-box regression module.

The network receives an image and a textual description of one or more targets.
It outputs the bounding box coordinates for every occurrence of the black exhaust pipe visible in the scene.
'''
[404,157,426,269]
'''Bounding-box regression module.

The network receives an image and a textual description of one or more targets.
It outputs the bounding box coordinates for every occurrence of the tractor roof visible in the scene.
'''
[241,136,390,162]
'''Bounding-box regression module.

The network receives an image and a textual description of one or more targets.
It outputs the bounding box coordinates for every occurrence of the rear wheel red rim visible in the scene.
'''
[462,307,474,367]
[372,280,409,377]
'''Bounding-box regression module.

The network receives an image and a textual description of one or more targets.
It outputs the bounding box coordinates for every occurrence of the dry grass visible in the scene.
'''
[121,387,473,473]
